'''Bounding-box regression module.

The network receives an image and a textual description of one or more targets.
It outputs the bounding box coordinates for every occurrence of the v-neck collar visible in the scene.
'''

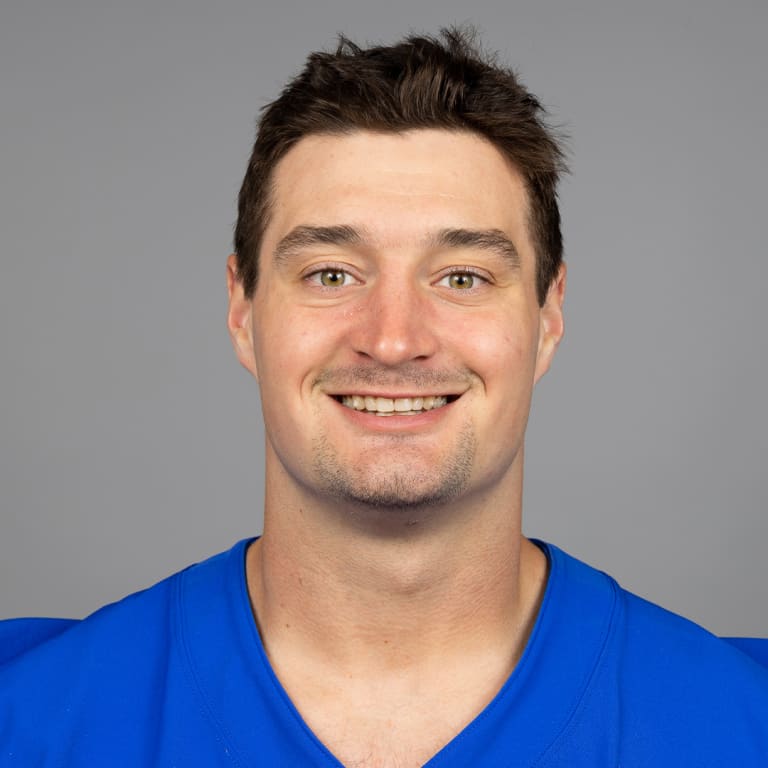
[176,539,618,767]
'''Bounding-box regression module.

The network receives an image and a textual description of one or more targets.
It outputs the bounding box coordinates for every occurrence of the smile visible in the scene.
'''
[338,395,450,416]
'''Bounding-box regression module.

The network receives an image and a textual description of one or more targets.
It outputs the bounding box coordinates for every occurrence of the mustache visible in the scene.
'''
[314,365,473,390]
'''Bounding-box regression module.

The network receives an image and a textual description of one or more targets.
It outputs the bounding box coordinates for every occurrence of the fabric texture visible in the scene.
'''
[2,539,767,766]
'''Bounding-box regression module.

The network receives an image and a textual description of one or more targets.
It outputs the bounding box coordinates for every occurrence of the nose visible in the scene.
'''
[349,277,439,366]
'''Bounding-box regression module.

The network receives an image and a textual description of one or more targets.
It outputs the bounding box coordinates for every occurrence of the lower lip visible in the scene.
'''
[331,397,456,431]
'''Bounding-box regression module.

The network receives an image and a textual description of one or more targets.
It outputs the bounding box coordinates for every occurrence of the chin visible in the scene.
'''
[311,428,477,512]
[323,473,467,511]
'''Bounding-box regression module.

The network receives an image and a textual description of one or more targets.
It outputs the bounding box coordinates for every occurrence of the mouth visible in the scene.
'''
[334,394,457,417]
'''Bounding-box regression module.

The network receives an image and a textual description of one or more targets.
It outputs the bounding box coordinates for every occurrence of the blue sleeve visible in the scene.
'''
[0,617,78,665]
[723,637,768,670]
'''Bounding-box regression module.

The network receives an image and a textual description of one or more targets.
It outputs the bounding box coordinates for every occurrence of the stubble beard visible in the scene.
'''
[310,422,477,512]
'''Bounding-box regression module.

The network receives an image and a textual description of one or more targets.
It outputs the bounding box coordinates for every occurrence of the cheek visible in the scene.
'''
[447,311,538,384]
[252,298,348,387]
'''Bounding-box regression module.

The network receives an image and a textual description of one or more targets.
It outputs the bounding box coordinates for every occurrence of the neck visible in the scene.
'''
[246,450,547,676]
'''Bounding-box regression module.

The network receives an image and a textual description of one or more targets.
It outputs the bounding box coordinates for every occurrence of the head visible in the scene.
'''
[227,30,567,520]
[234,27,565,307]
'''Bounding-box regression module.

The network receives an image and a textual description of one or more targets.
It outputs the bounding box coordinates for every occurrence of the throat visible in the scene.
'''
[246,517,547,764]
[248,532,544,676]
[267,634,522,768]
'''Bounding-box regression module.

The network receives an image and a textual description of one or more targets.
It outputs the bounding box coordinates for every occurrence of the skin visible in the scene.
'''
[227,129,566,767]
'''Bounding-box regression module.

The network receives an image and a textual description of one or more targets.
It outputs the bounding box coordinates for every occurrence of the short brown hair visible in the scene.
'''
[235,27,566,305]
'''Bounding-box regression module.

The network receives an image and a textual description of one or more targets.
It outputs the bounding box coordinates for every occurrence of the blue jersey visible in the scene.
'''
[2,539,767,766]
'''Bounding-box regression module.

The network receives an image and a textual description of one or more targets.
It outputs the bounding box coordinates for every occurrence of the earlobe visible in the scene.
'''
[533,263,566,384]
[226,254,259,380]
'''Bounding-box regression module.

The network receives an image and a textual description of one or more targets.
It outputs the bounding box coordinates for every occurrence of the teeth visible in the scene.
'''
[340,395,448,415]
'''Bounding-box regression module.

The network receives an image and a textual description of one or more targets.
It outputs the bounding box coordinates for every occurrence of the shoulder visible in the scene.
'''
[0,617,78,666]
[723,636,768,668]
[538,542,768,765]
[0,541,248,669]
[0,563,181,724]
[0,568,175,763]
[542,541,768,679]
[611,575,768,762]
[615,573,768,685]
[0,541,251,765]
[0,565,179,675]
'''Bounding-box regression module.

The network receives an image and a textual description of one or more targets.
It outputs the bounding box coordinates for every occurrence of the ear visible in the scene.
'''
[533,262,566,384]
[226,254,259,381]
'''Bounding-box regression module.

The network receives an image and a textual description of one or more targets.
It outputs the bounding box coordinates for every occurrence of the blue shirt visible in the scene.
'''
[2,539,767,766]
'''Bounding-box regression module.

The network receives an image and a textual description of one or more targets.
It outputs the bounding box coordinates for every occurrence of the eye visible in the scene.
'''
[306,268,355,288]
[437,271,485,290]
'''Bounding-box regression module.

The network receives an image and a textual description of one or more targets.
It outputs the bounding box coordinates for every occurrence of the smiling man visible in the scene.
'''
[2,29,768,767]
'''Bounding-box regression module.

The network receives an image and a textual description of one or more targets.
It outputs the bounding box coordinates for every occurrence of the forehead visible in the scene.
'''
[265,129,533,257]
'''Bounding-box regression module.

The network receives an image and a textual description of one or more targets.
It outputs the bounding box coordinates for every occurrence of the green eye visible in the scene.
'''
[320,270,346,287]
[447,272,474,289]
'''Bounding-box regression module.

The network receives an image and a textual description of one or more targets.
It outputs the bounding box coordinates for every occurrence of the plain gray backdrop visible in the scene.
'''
[1,0,766,634]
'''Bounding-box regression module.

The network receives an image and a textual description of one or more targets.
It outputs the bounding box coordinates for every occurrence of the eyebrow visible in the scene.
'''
[272,224,520,269]
[429,228,521,269]
[273,225,363,267]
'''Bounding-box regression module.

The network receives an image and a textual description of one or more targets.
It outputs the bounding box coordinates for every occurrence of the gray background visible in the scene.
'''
[1,0,766,635]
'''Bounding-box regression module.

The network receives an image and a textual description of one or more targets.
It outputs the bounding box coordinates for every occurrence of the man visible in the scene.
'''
[2,29,767,767]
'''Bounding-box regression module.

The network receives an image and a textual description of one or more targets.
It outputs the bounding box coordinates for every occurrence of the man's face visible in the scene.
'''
[228,129,564,514]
